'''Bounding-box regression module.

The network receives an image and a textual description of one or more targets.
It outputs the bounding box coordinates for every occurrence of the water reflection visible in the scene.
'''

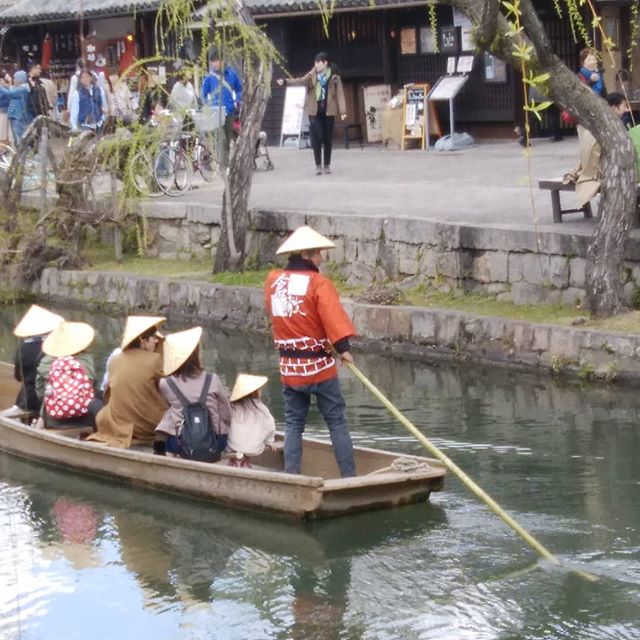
[0,453,446,639]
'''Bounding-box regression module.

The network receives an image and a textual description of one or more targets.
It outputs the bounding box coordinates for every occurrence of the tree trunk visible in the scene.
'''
[213,3,272,273]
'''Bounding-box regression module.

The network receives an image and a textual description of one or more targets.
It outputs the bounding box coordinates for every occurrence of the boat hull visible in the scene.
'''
[0,416,445,519]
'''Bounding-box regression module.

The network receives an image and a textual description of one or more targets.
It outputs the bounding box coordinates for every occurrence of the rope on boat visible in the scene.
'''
[368,457,431,475]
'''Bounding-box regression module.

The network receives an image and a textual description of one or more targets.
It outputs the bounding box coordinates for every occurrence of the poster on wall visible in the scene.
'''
[440,26,459,54]
[484,53,507,83]
[460,27,474,51]
[400,28,417,55]
[419,27,436,54]
[363,84,391,143]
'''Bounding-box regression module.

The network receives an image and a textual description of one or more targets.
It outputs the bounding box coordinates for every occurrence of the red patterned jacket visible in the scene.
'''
[264,258,356,387]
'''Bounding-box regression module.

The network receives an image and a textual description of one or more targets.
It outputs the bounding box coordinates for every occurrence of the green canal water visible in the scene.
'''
[0,305,639,639]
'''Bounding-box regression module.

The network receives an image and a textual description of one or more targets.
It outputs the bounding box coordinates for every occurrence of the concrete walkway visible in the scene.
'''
[169,136,605,235]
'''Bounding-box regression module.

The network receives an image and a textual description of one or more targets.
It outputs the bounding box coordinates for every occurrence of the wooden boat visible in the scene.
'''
[0,362,446,519]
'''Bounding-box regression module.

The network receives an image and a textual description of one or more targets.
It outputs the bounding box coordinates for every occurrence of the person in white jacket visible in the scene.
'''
[227,374,276,468]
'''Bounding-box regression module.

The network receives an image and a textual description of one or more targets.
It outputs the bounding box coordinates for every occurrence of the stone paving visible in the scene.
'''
[169,136,606,235]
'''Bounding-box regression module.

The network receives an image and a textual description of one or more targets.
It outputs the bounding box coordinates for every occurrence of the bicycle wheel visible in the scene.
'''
[194,140,220,183]
[154,147,192,197]
[0,143,15,173]
[129,150,162,198]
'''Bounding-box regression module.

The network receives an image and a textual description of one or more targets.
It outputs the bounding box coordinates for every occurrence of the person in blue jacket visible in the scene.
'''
[200,48,242,168]
[69,69,106,131]
[0,71,33,144]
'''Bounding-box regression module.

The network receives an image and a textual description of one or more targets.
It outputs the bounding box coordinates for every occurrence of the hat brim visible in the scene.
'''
[163,327,203,376]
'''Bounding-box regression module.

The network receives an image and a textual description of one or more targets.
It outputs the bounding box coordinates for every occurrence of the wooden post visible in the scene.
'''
[111,170,122,263]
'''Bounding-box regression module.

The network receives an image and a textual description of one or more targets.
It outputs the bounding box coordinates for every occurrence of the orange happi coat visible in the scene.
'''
[264,267,355,386]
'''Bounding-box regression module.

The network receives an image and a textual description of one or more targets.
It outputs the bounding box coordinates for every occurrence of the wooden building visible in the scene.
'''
[0,0,633,142]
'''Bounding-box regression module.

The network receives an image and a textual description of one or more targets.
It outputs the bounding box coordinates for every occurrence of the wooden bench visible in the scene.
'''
[538,179,593,223]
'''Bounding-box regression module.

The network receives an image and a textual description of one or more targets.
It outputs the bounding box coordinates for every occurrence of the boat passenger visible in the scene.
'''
[35,321,100,429]
[155,327,231,459]
[264,225,357,477]
[88,316,167,448]
[0,305,63,419]
[227,374,276,468]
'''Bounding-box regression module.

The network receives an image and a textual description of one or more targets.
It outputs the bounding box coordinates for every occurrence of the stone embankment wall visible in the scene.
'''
[36,268,640,382]
[142,203,640,306]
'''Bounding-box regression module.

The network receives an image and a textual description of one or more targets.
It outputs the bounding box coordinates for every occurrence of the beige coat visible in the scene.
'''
[155,371,231,438]
[228,398,276,457]
[564,125,601,206]
[286,69,347,118]
[89,349,167,448]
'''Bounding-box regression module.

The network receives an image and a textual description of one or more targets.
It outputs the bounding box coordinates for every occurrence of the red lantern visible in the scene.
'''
[41,33,52,70]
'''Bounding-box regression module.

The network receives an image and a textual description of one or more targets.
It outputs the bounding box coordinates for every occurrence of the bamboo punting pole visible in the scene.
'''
[344,361,597,583]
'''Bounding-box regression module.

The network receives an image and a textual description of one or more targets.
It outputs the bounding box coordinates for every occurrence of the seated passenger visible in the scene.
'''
[156,327,231,460]
[36,321,100,429]
[227,374,276,468]
[88,316,167,448]
[1,304,63,419]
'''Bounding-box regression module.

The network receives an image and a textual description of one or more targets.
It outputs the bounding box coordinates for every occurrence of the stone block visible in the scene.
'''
[436,313,463,347]
[531,326,551,353]
[548,255,569,288]
[520,253,550,285]
[186,203,221,225]
[343,238,358,263]
[418,249,438,278]
[472,251,509,283]
[436,252,461,279]
[334,215,383,242]
[356,240,379,267]
[411,311,437,344]
[569,258,586,288]
[384,217,431,245]
[397,243,419,276]
[560,287,583,306]
[511,282,552,305]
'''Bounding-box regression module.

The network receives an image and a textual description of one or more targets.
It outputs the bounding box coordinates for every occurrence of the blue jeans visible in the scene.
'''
[283,376,356,477]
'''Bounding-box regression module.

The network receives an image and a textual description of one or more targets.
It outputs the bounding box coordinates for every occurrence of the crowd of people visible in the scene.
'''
[4,226,358,478]
[0,48,243,154]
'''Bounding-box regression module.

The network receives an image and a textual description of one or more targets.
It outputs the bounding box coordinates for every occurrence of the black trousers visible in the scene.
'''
[309,114,335,167]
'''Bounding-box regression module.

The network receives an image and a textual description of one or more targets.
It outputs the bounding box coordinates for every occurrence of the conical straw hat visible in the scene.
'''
[121,316,166,349]
[13,304,63,338]
[43,321,95,357]
[230,373,268,402]
[163,326,203,376]
[276,225,335,255]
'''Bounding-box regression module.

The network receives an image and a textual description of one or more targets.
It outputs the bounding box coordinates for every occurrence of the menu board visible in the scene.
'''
[280,85,307,145]
[428,75,468,101]
[402,84,427,149]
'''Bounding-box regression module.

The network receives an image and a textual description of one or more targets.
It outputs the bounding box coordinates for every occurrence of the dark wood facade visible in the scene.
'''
[259,0,584,142]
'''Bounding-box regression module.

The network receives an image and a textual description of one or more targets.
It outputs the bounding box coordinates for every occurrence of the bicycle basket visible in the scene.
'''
[192,107,225,133]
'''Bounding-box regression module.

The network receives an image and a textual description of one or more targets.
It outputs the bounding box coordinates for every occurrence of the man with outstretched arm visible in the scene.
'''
[264,226,356,477]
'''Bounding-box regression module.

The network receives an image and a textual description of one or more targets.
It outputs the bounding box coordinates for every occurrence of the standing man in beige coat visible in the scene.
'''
[277,52,347,175]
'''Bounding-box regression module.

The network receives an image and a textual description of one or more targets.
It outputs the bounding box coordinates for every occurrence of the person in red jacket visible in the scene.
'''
[265,226,356,477]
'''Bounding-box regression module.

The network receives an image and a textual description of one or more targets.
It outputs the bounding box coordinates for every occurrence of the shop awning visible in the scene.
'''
[0,0,161,24]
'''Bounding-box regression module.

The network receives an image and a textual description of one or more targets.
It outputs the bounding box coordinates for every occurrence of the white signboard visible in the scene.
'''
[457,56,474,74]
[428,75,468,101]
[363,84,391,143]
[281,86,306,135]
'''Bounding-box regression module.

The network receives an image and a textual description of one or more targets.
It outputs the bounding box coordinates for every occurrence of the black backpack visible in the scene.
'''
[166,373,219,462]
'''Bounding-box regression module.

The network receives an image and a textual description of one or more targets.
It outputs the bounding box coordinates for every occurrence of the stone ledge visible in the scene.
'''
[35,268,640,383]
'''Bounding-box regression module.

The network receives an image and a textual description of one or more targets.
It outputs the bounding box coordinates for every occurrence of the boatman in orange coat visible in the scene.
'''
[265,225,356,477]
